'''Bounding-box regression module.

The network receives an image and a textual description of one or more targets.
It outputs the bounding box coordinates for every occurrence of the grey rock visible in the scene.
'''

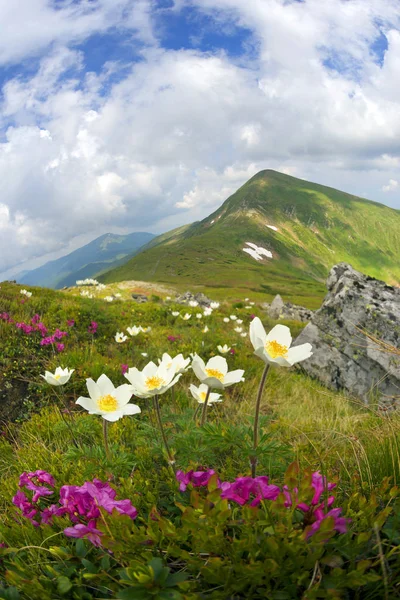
[293,263,400,406]
[131,293,148,303]
[175,291,213,307]
[262,294,313,322]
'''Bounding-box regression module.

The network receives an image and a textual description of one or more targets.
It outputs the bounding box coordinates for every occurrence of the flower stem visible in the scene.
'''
[54,390,79,448]
[103,419,111,460]
[200,387,212,426]
[193,404,201,422]
[153,395,175,470]
[251,363,270,478]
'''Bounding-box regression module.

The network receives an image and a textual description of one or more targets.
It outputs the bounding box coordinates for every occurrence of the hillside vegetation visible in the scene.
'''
[101,170,400,308]
[2,282,400,598]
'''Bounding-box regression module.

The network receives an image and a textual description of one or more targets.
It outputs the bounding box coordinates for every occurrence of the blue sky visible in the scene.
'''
[0,0,400,278]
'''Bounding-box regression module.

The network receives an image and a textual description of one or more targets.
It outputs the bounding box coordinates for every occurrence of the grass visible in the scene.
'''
[100,170,400,305]
[2,281,400,598]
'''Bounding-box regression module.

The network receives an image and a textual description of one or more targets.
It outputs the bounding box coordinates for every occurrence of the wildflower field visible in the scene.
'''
[2,281,400,599]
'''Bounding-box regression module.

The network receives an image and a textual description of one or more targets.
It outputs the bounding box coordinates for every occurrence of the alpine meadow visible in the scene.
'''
[2,1,400,599]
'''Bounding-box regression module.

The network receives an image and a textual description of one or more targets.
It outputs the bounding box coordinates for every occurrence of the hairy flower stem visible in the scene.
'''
[193,405,201,422]
[153,395,175,471]
[103,419,111,460]
[251,363,270,478]
[200,387,212,426]
[54,390,79,448]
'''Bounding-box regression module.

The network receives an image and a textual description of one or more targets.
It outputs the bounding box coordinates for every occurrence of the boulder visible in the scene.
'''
[131,293,148,303]
[262,294,313,322]
[175,291,213,307]
[293,263,400,406]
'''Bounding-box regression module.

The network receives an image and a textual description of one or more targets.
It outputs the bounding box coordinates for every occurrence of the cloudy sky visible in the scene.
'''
[1,0,400,278]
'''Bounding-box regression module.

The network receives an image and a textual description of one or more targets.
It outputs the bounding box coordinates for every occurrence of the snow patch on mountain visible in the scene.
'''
[243,242,273,261]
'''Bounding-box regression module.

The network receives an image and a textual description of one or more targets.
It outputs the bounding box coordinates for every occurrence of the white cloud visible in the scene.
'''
[1,0,400,276]
[382,179,399,192]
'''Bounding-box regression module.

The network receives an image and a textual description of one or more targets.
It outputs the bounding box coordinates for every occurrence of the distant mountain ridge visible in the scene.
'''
[18,232,155,289]
[99,170,400,307]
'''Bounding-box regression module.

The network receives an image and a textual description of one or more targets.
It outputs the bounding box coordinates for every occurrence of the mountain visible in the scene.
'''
[18,232,155,289]
[99,170,400,307]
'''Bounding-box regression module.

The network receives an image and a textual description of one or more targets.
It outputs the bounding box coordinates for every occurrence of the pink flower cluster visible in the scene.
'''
[88,321,98,335]
[13,471,138,546]
[176,469,349,538]
[2,311,69,352]
[40,328,67,347]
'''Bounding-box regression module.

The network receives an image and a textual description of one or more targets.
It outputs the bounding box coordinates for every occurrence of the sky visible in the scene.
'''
[1,0,400,279]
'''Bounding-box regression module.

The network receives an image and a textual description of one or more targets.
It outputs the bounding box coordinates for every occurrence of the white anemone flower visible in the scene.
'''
[189,300,199,307]
[202,326,209,333]
[115,293,122,298]
[127,326,141,336]
[234,326,243,333]
[166,296,171,301]
[104,296,114,302]
[196,313,203,319]
[223,317,230,323]
[140,326,152,333]
[203,307,213,316]
[181,313,191,321]
[171,311,180,317]
[245,305,252,309]
[76,374,141,422]
[158,352,191,374]
[191,354,244,390]
[217,344,230,354]
[240,332,248,337]
[236,319,243,324]
[189,383,222,404]
[230,315,238,321]
[141,352,148,357]
[124,361,181,398]
[210,302,220,309]
[245,297,249,302]
[250,317,313,367]
[115,332,128,343]
[41,367,74,386]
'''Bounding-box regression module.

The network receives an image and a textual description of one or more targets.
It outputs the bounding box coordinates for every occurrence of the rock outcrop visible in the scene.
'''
[175,291,213,307]
[262,294,313,322]
[131,293,148,303]
[293,263,400,406]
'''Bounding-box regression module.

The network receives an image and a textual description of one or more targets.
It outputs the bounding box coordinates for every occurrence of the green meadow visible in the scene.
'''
[1,281,400,599]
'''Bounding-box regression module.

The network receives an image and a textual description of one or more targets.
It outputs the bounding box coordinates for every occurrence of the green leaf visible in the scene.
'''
[57,577,72,596]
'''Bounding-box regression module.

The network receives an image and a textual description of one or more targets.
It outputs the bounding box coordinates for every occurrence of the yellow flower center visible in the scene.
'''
[265,340,288,358]
[145,376,165,390]
[54,374,61,380]
[200,391,207,402]
[205,369,224,381]
[97,394,118,412]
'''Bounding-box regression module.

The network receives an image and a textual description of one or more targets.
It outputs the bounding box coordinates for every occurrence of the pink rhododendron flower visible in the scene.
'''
[121,364,129,375]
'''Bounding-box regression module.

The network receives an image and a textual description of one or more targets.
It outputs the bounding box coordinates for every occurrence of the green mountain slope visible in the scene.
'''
[100,170,400,307]
[18,232,155,289]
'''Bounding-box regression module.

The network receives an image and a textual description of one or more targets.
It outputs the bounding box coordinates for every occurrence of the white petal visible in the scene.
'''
[102,411,124,422]
[206,355,228,375]
[122,403,141,416]
[223,370,245,386]
[203,376,224,390]
[191,355,206,381]
[249,317,267,349]
[96,374,115,396]
[86,378,101,401]
[114,384,134,406]
[287,344,313,366]
[254,346,274,364]
[76,396,98,412]
[266,324,292,348]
